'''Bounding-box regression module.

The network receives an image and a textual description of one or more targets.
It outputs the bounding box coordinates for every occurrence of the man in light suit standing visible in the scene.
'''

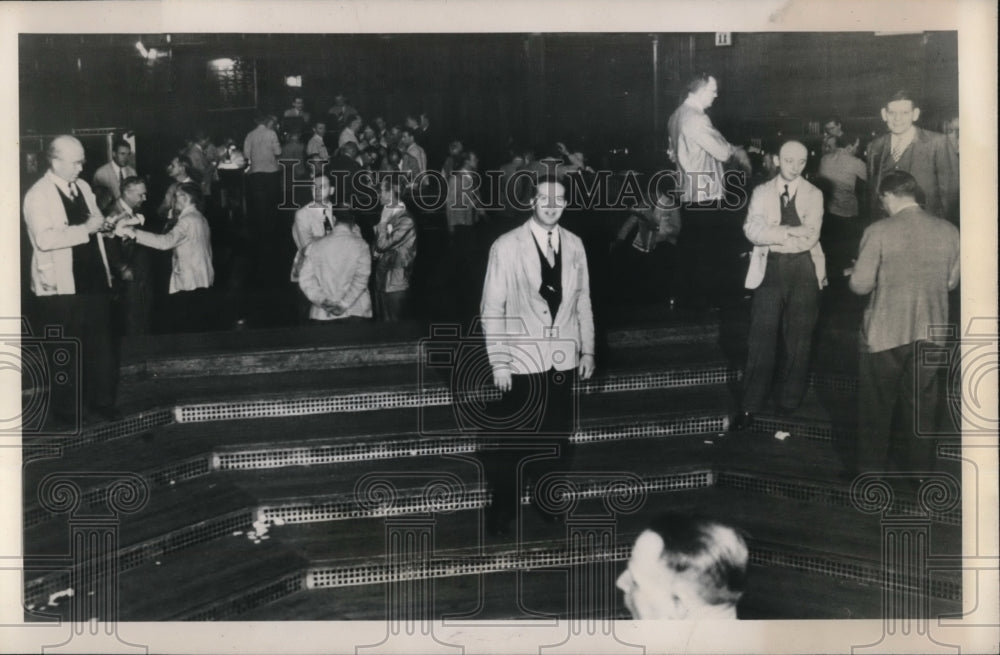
[91,139,137,213]
[479,176,595,536]
[120,182,214,333]
[867,90,956,221]
[23,135,120,424]
[733,141,826,431]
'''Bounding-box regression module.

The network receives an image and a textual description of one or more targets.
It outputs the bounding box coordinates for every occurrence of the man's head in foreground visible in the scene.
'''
[617,514,748,620]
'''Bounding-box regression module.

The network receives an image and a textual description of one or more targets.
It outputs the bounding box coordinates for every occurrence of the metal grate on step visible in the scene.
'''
[24,509,255,608]
[177,388,455,423]
[178,369,736,425]
[808,372,858,393]
[180,571,306,621]
[261,489,491,525]
[307,544,632,589]
[581,366,737,395]
[751,416,832,441]
[572,416,727,444]
[717,472,961,526]
[66,409,174,450]
[751,545,961,601]
[216,437,476,471]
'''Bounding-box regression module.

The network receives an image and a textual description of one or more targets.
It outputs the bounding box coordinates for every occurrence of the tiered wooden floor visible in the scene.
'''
[21,300,964,622]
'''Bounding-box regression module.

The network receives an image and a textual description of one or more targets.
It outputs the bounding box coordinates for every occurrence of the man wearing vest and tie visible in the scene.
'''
[23,135,122,425]
[733,141,826,431]
[479,175,596,536]
[866,90,956,222]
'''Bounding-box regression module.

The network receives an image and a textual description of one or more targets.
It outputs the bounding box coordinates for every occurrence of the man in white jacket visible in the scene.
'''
[120,182,214,333]
[23,135,120,424]
[734,140,826,431]
[478,176,595,536]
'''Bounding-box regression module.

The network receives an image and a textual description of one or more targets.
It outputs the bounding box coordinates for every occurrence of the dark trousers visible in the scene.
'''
[165,288,213,333]
[678,203,742,308]
[820,213,862,282]
[743,252,819,413]
[375,289,409,322]
[856,342,939,473]
[477,368,577,521]
[246,172,283,286]
[34,293,118,418]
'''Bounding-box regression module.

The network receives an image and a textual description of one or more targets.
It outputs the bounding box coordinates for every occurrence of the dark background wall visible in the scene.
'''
[19,31,958,174]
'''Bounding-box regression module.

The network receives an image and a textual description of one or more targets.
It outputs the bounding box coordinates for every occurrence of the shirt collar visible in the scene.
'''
[528,219,560,251]
[778,176,801,198]
[891,201,921,215]
[683,96,705,113]
[891,126,917,147]
[46,169,76,196]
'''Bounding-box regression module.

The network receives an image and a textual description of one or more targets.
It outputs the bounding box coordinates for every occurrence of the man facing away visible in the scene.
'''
[297,209,372,324]
[478,176,595,536]
[667,72,751,311]
[847,171,959,478]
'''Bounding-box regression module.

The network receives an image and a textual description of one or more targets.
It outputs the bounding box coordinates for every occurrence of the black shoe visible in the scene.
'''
[731,411,754,432]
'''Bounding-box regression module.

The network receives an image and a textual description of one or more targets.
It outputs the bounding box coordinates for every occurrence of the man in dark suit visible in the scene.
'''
[866,90,956,221]
[23,135,121,424]
[848,171,959,477]
[478,176,596,536]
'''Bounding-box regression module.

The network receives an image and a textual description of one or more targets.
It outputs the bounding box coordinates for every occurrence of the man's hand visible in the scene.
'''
[732,147,753,173]
[322,301,345,316]
[785,225,814,239]
[85,213,106,234]
[120,266,134,282]
[578,354,596,381]
[493,366,512,393]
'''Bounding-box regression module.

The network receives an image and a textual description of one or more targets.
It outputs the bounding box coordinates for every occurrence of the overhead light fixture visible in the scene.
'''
[285,75,302,87]
[209,58,236,71]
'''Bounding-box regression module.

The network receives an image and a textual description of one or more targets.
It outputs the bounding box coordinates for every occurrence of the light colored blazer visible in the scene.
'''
[481,221,595,374]
[23,171,110,296]
[743,176,827,290]
[134,204,214,293]
[92,162,137,201]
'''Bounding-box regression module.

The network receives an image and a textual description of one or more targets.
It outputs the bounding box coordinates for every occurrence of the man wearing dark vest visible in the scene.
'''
[866,90,956,221]
[479,176,596,536]
[733,141,826,431]
[23,135,121,425]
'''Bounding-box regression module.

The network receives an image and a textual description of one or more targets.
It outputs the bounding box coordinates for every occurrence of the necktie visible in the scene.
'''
[68,182,79,199]
[546,231,556,267]
[322,208,333,234]
[119,167,126,184]
[890,139,904,162]
[781,184,790,208]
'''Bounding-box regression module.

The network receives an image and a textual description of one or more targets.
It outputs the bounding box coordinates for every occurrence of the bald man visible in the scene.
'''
[23,135,121,424]
[734,141,826,430]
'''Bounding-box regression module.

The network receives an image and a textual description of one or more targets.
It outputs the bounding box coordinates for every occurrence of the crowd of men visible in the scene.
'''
[24,77,960,592]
